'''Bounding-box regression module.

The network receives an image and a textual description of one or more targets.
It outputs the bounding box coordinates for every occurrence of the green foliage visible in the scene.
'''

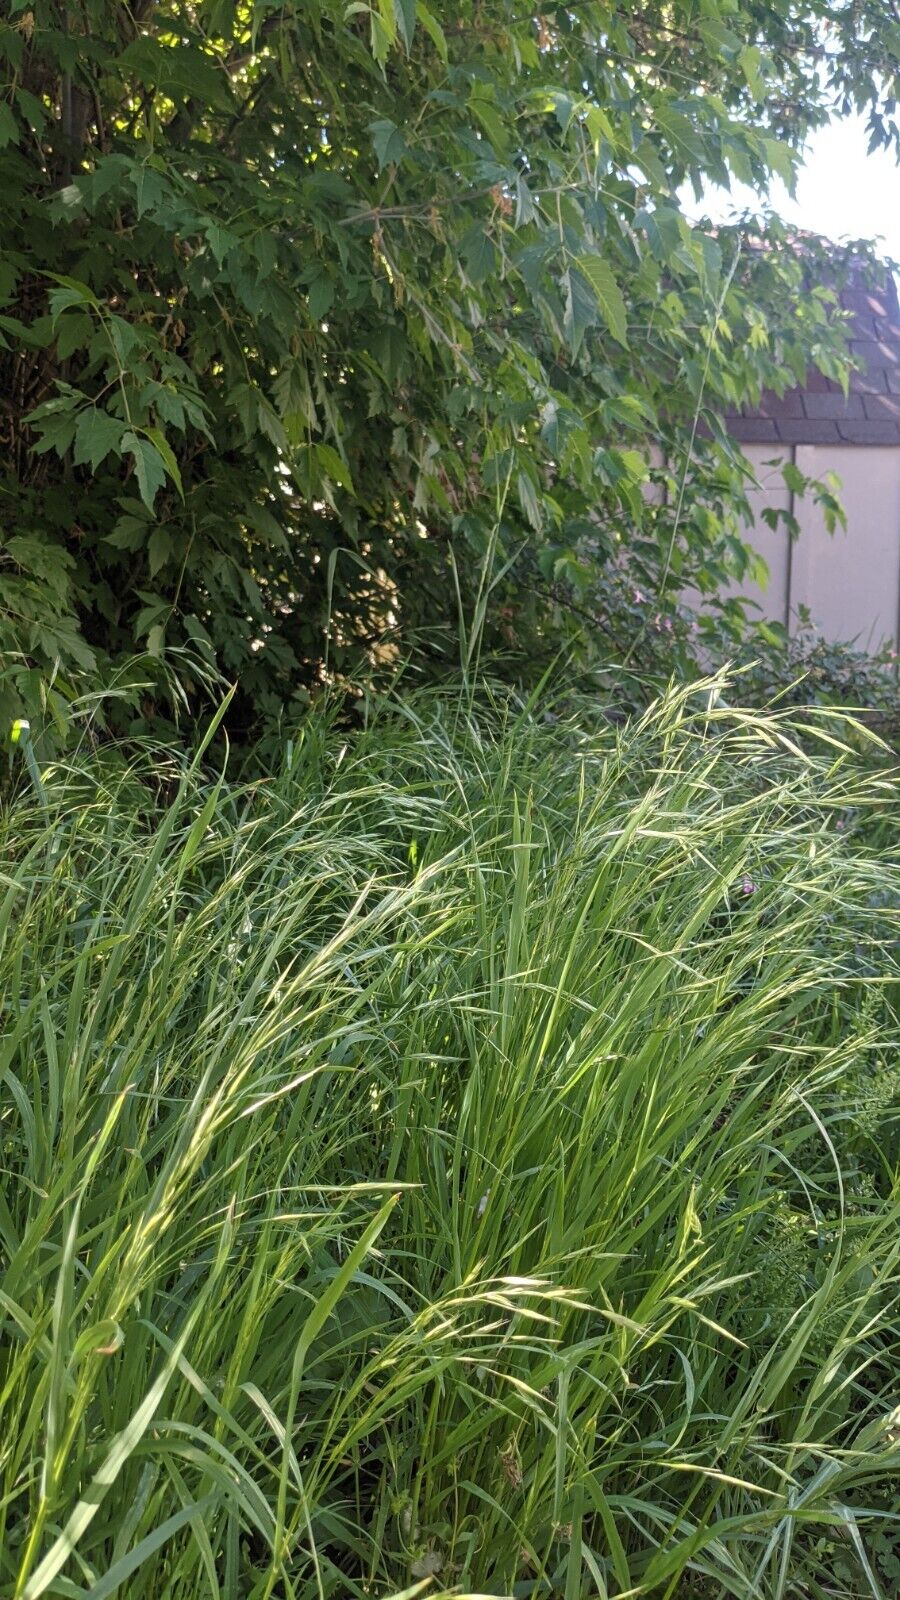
[1,1,899,730]
[724,618,900,750]
[1,678,899,1596]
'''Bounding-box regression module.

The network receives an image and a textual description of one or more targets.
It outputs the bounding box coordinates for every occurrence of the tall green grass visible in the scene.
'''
[1,680,898,1599]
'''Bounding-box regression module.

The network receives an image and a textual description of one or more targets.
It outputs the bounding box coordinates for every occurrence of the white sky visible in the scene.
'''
[684,113,900,268]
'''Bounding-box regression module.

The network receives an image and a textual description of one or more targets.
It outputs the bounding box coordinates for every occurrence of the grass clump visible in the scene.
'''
[1,678,899,1599]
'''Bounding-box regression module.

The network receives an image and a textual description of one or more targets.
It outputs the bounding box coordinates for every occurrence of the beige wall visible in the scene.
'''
[694,442,900,651]
[791,446,900,650]
[727,449,793,625]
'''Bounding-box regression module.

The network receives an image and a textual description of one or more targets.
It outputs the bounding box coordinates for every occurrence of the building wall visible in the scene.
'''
[702,442,900,652]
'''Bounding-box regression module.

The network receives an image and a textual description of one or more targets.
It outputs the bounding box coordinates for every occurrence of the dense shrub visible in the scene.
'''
[2,2,899,733]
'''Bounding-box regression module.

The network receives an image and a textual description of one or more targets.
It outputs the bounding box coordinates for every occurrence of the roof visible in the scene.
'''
[724,265,900,447]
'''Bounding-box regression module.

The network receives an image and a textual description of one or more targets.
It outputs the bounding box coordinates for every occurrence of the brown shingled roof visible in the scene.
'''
[725,266,900,447]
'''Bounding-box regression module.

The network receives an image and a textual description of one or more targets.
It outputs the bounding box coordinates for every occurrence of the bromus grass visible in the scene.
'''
[1,678,898,1598]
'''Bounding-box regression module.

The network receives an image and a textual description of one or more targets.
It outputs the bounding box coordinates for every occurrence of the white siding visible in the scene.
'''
[729,445,793,625]
[791,445,900,651]
[688,443,900,652]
